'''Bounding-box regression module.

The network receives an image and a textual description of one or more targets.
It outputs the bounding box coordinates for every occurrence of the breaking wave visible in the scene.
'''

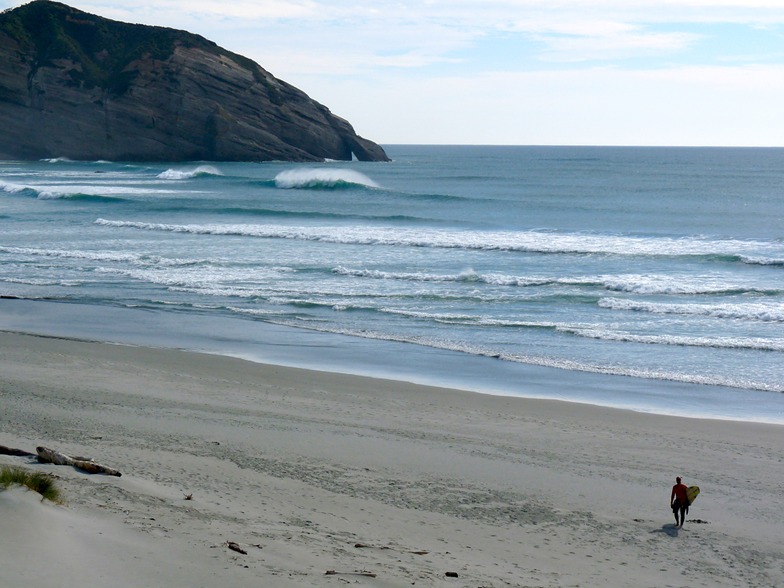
[1,180,177,200]
[255,319,784,393]
[157,165,224,180]
[568,328,784,352]
[599,297,784,322]
[274,168,380,190]
[0,245,204,267]
[332,267,780,295]
[93,219,780,260]
[0,180,34,195]
[36,192,126,202]
[739,255,784,267]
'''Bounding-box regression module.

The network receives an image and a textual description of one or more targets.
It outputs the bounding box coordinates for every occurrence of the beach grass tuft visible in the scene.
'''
[0,466,62,503]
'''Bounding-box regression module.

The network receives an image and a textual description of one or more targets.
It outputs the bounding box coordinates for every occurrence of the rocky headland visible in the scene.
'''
[0,1,388,162]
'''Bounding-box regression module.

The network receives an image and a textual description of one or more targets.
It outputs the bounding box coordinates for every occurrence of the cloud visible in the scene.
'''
[4,1,783,74]
[309,63,784,145]
[75,0,321,21]
[2,0,782,144]
[533,29,703,63]
[502,16,705,63]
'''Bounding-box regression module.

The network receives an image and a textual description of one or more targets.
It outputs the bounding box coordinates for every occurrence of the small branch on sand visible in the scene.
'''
[227,541,247,555]
[354,542,429,555]
[325,570,377,578]
[36,446,121,477]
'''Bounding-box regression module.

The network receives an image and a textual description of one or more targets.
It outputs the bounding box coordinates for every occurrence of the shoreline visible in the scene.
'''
[2,330,783,587]
[3,325,784,426]
[2,298,783,425]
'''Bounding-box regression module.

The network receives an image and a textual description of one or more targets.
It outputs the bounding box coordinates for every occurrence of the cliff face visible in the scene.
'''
[0,1,389,162]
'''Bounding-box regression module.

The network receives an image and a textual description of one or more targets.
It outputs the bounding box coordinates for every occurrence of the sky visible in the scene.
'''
[3,0,784,146]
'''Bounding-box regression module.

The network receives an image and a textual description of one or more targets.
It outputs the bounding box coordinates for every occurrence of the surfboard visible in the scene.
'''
[686,485,700,505]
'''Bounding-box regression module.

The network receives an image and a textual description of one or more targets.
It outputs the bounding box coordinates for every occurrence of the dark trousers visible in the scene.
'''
[672,499,687,524]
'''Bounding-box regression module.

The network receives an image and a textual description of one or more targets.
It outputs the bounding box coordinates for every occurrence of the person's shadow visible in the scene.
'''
[651,523,680,537]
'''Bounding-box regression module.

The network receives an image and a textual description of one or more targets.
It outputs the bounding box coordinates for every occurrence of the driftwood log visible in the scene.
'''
[0,444,36,457]
[36,446,121,477]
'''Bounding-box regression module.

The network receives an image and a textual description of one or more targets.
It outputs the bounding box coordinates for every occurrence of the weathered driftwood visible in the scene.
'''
[36,447,72,466]
[36,446,121,477]
[0,444,35,457]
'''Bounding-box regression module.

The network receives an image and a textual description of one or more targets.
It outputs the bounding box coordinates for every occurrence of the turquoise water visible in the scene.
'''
[2,146,783,421]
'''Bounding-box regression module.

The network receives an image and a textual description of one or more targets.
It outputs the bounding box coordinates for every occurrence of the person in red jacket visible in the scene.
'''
[671,476,689,527]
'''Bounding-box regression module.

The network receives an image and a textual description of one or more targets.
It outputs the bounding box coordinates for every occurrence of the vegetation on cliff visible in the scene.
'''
[1,1,218,93]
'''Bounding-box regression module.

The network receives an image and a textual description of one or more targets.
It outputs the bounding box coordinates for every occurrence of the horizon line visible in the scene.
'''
[380,143,784,149]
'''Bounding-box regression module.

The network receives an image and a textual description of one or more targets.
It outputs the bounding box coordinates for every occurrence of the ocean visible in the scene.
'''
[2,145,783,423]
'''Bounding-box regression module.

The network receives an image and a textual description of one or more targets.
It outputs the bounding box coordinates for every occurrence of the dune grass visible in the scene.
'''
[0,465,62,503]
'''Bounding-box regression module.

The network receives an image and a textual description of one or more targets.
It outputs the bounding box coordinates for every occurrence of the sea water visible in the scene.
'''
[1,146,783,422]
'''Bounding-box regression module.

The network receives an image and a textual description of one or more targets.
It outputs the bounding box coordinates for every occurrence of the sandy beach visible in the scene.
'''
[1,331,782,587]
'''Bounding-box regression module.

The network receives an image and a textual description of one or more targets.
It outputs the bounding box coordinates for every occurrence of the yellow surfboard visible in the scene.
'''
[686,485,700,505]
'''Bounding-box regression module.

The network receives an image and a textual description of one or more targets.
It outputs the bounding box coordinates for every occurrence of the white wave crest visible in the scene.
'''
[600,274,761,295]
[0,245,139,262]
[0,245,203,267]
[36,189,86,199]
[93,219,780,258]
[0,180,30,194]
[599,297,784,322]
[333,267,779,295]
[333,266,489,284]
[157,165,224,180]
[2,181,177,199]
[740,255,784,267]
[274,168,379,189]
[569,327,784,352]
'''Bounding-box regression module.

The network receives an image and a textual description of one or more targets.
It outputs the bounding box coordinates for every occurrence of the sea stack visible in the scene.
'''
[0,1,389,162]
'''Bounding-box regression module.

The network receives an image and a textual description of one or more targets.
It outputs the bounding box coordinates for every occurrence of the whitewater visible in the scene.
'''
[2,146,783,422]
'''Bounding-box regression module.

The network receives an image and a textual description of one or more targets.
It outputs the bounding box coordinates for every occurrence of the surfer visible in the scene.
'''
[670,476,689,527]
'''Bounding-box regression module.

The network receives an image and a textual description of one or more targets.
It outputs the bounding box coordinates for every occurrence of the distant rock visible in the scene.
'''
[0,1,389,162]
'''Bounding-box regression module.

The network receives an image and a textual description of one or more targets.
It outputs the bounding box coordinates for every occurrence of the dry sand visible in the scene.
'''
[1,331,782,587]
